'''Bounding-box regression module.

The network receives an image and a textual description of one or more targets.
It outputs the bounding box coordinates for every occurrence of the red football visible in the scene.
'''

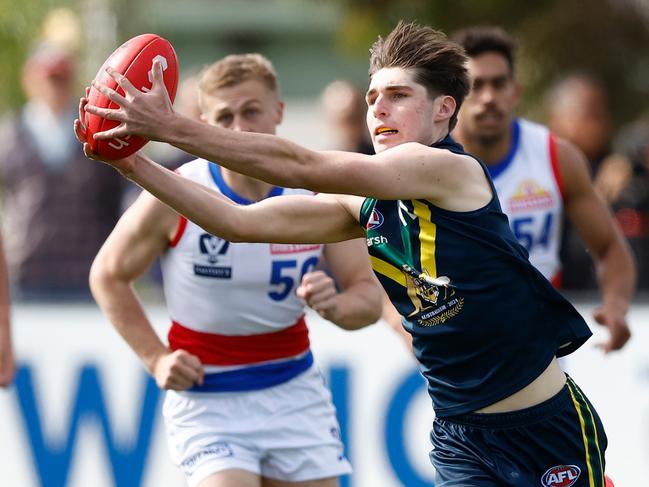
[85,33,179,160]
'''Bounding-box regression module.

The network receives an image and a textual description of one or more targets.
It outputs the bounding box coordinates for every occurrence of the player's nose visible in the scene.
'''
[231,116,249,132]
[372,95,389,118]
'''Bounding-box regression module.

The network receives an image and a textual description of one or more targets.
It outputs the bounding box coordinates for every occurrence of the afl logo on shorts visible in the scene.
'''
[541,465,581,487]
[366,208,384,230]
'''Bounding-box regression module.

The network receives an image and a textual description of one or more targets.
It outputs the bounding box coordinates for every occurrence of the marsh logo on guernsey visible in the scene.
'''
[541,465,581,487]
[508,180,554,213]
[366,208,384,230]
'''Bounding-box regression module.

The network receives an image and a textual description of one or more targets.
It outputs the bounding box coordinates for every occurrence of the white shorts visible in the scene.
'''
[162,365,352,486]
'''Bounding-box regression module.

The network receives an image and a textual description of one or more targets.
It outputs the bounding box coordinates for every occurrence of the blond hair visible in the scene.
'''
[198,53,278,110]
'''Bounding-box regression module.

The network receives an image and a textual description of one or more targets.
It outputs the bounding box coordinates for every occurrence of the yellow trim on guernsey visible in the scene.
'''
[412,200,437,277]
[370,256,406,287]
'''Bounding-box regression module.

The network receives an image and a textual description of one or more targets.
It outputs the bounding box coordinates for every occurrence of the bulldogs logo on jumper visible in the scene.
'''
[194,234,232,278]
[508,180,554,213]
[541,465,581,487]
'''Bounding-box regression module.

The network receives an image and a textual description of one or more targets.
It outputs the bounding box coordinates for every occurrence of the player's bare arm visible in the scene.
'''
[75,122,364,248]
[0,233,14,387]
[84,64,490,207]
[558,137,636,352]
[90,191,204,389]
[299,238,382,330]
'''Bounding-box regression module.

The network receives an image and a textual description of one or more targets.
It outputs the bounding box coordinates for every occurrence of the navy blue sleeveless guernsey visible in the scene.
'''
[359,135,591,418]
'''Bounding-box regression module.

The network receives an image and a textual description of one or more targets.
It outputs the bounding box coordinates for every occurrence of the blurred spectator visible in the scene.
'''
[321,79,374,154]
[597,119,649,290]
[545,73,614,290]
[0,40,124,301]
[546,73,613,169]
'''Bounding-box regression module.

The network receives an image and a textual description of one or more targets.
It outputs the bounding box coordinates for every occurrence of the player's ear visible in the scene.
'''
[434,95,456,123]
[275,99,285,125]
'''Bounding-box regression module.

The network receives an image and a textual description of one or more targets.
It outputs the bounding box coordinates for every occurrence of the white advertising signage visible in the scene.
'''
[0,303,646,486]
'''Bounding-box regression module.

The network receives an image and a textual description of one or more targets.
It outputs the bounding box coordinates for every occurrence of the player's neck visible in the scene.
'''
[221,168,275,202]
[454,124,513,166]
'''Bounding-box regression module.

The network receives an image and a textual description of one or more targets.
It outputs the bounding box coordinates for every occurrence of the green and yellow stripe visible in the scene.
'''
[567,377,605,486]
[412,200,437,278]
[370,256,406,287]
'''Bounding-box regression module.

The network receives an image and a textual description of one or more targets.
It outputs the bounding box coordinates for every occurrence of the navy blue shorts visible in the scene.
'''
[430,376,608,486]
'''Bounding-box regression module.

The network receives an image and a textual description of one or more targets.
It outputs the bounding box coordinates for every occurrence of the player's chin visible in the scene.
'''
[372,138,400,153]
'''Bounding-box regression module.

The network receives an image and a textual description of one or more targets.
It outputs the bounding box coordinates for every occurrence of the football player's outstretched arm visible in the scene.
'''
[84,64,489,205]
[75,117,365,246]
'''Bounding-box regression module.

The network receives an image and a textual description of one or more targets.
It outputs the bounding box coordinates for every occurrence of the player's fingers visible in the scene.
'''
[591,309,605,324]
[596,326,630,353]
[301,270,327,285]
[163,375,193,391]
[73,119,87,143]
[178,351,203,372]
[78,97,88,128]
[84,101,124,121]
[610,325,631,351]
[195,366,204,386]
[312,297,337,318]
[181,353,205,386]
[92,124,128,141]
[300,272,333,296]
[92,79,128,107]
[106,66,139,97]
[0,358,15,388]
[307,284,337,305]
[169,361,202,386]
[82,142,104,162]
[151,59,167,92]
[296,287,305,299]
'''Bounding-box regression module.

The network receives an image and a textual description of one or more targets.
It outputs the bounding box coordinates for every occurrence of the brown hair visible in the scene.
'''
[450,26,517,76]
[198,53,278,109]
[369,21,470,131]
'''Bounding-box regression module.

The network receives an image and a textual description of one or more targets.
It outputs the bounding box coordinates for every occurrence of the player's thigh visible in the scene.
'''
[198,468,261,487]
[263,476,338,487]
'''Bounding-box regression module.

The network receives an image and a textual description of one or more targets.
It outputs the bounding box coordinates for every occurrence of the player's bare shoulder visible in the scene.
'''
[392,142,491,210]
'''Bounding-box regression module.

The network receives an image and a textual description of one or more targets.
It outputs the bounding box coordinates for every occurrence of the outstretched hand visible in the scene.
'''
[74,91,137,174]
[592,303,631,353]
[84,60,175,142]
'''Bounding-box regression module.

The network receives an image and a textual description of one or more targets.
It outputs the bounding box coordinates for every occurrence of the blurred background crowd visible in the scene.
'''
[0,0,648,301]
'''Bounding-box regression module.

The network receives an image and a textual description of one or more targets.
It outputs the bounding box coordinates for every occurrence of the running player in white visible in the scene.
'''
[88,54,382,487]
[451,26,635,353]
